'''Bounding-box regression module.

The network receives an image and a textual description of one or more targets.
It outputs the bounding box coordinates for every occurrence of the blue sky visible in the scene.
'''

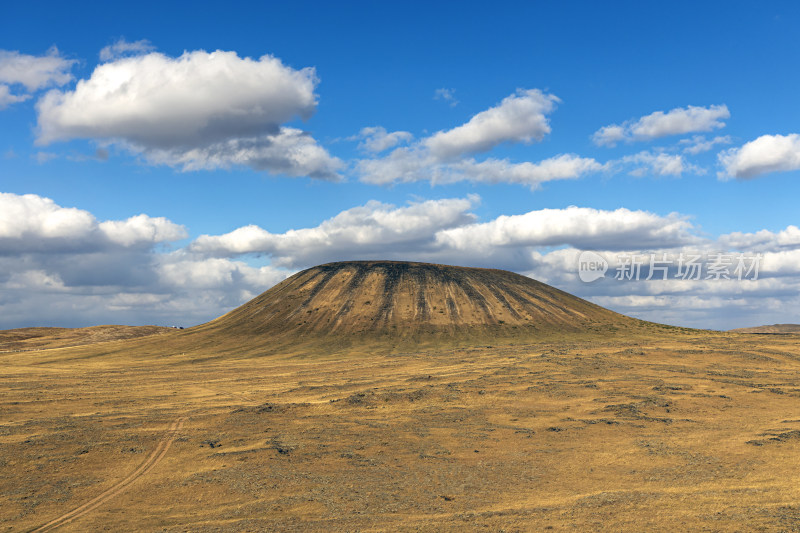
[1,1,799,330]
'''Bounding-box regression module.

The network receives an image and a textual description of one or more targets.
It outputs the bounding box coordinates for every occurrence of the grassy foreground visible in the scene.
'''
[2,327,800,531]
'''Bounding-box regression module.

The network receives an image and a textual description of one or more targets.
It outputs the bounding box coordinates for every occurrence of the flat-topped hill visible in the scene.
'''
[186,261,635,343]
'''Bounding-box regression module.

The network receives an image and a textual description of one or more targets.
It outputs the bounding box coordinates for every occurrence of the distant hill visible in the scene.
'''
[184,261,637,346]
[730,324,800,334]
[0,325,177,353]
[1,262,650,360]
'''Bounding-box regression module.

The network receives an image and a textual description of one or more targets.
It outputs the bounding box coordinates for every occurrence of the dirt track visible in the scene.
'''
[30,417,185,532]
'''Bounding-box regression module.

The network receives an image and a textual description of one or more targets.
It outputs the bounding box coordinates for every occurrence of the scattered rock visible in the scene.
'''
[269,439,296,455]
[748,430,800,446]
[256,403,284,413]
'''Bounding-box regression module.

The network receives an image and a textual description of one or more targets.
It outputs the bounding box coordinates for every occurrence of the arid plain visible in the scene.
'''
[2,262,800,531]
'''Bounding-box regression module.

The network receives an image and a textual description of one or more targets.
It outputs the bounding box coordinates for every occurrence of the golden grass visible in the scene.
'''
[3,326,800,531]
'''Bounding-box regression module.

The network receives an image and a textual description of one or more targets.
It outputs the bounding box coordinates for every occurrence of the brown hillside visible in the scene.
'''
[185,261,635,344]
[0,325,177,353]
[730,323,800,334]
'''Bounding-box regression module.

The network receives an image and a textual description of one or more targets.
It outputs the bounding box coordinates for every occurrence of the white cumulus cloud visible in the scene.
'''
[0,48,75,110]
[0,192,96,246]
[0,48,76,91]
[0,84,30,109]
[355,88,601,188]
[357,150,601,188]
[4,192,800,330]
[37,49,316,147]
[355,126,413,153]
[717,133,800,180]
[146,128,342,179]
[0,192,186,253]
[593,104,729,146]
[442,155,603,187]
[36,49,340,179]
[0,192,287,329]
[719,225,800,252]
[190,199,700,274]
[190,196,480,267]
[434,206,698,252]
[424,89,559,159]
[679,135,732,155]
[621,151,703,177]
[591,124,627,147]
[157,255,287,290]
[99,214,188,247]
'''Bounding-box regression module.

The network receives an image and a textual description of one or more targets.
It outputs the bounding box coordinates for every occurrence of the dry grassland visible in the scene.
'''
[2,326,800,531]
